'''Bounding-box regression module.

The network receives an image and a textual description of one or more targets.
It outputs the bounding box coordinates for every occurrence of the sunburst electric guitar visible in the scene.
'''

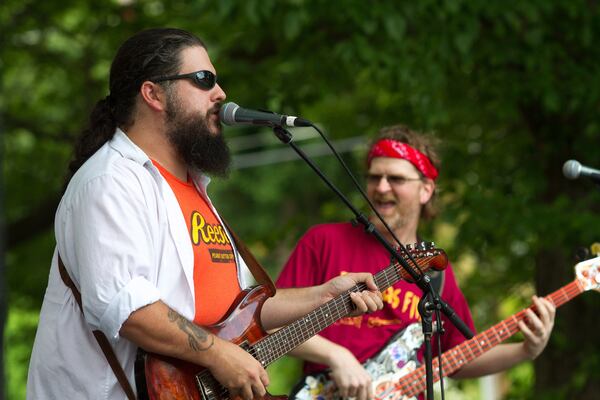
[135,242,448,400]
[290,255,600,400]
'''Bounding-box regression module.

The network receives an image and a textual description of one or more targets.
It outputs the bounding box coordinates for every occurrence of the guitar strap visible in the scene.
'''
[57,254,137,400]
[222,218,277,297]
[56,220,274,400]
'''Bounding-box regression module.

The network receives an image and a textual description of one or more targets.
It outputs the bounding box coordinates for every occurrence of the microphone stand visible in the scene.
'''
[272,126,474,400]
[418,291,438,400]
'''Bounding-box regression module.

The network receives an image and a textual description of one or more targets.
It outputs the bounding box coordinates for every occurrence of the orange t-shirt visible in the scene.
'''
[154,161,241,325]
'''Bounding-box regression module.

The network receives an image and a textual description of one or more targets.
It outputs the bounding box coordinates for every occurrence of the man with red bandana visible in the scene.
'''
[277,125,556,400]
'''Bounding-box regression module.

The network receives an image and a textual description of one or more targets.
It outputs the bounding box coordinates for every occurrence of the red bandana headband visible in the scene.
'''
[367,139,439,180]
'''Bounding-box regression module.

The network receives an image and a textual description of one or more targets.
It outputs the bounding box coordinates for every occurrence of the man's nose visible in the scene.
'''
[212,83,226,102]
[374,176,392,192]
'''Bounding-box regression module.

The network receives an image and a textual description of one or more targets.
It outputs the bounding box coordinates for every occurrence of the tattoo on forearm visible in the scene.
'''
[167,308,215,351]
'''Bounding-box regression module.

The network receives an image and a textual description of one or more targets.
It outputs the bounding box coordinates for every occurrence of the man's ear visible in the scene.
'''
[139,81,167,112]
[419,179,435,205]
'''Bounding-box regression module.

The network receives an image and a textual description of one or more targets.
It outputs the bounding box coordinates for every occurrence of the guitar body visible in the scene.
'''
[136,285,282,400]
[134,243,449,400]
[290,323,424,400]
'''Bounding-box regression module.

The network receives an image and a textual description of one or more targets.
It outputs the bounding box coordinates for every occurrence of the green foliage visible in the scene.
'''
[3,0,600,399]
[266,356,303,396]
[504,363,534,399]
[5,307,38,400]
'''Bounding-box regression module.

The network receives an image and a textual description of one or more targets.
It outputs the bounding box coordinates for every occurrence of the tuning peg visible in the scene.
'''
[575,247,590,262]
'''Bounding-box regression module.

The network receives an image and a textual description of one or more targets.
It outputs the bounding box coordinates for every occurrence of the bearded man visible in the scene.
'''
[26,28,383,400]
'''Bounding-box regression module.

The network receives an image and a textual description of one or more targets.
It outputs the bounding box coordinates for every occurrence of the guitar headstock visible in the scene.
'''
[575,256,600,292]
[401,242,448,272]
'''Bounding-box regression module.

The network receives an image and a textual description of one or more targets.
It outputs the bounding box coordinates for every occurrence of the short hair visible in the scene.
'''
[367,124,441,220]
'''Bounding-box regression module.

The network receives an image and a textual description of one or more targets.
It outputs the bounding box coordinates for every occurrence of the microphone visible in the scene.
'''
[219,102,312,127]
[563,160,600,183]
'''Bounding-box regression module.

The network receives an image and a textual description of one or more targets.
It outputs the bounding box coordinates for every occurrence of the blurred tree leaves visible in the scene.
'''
[3,0,600,398]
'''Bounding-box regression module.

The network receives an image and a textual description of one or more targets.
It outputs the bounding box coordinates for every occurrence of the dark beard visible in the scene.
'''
[165,101,231,177]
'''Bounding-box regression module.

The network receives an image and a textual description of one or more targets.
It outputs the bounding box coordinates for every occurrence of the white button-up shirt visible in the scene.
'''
[27,129,251,399]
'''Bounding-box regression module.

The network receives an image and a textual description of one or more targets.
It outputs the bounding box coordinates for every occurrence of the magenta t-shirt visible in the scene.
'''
[276,222,476,375]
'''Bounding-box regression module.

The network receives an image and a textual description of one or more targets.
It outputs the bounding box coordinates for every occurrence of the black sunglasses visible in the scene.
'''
[152,70,217,90]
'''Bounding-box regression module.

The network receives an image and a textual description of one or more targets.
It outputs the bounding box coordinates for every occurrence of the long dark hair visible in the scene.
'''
[68,28,205,177]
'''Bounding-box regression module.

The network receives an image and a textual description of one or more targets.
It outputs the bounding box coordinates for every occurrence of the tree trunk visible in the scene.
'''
[1,131,6,400]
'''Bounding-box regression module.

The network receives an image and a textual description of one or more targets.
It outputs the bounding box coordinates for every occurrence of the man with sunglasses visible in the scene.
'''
[277,125,556,400]
[27,28,383,400]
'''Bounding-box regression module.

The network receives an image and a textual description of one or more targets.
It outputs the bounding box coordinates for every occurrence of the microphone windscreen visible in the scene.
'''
[219,102,239,125]
[563,159,581,179]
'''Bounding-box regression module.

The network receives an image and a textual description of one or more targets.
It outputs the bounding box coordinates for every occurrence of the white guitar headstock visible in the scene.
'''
[575,256,600,292]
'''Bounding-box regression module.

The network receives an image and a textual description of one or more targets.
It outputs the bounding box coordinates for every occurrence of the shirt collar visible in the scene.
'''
[109,127,212,190]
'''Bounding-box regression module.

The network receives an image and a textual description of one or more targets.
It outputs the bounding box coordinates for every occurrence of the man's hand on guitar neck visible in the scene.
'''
[518,295,556,360]
[321,272,384,317]
[452,295,556,379]
[262,272,383,330]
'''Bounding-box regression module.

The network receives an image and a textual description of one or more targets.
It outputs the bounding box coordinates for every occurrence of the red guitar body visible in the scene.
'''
[136,285,284,400]
[135,243,448,400]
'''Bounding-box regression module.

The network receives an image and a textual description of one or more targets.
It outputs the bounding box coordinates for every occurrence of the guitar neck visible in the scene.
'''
[252,255,439,367]
[395,279,585,397]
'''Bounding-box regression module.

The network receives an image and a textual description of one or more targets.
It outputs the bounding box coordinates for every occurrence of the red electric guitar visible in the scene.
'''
[386,254,600,399]
[289,255,600,400]
[135,242,448,400]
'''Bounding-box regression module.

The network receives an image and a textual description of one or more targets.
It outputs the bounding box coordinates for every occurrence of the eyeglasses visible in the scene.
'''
[151,70,217,90]
[366,173,422,186]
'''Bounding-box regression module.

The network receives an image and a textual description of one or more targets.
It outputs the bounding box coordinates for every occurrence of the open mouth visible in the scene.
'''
[208,109,221,125]
[373,198,396,213]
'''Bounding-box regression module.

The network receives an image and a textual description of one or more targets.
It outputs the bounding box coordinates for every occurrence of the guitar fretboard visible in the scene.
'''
[251,252,443,367]
[392,279,585,397]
